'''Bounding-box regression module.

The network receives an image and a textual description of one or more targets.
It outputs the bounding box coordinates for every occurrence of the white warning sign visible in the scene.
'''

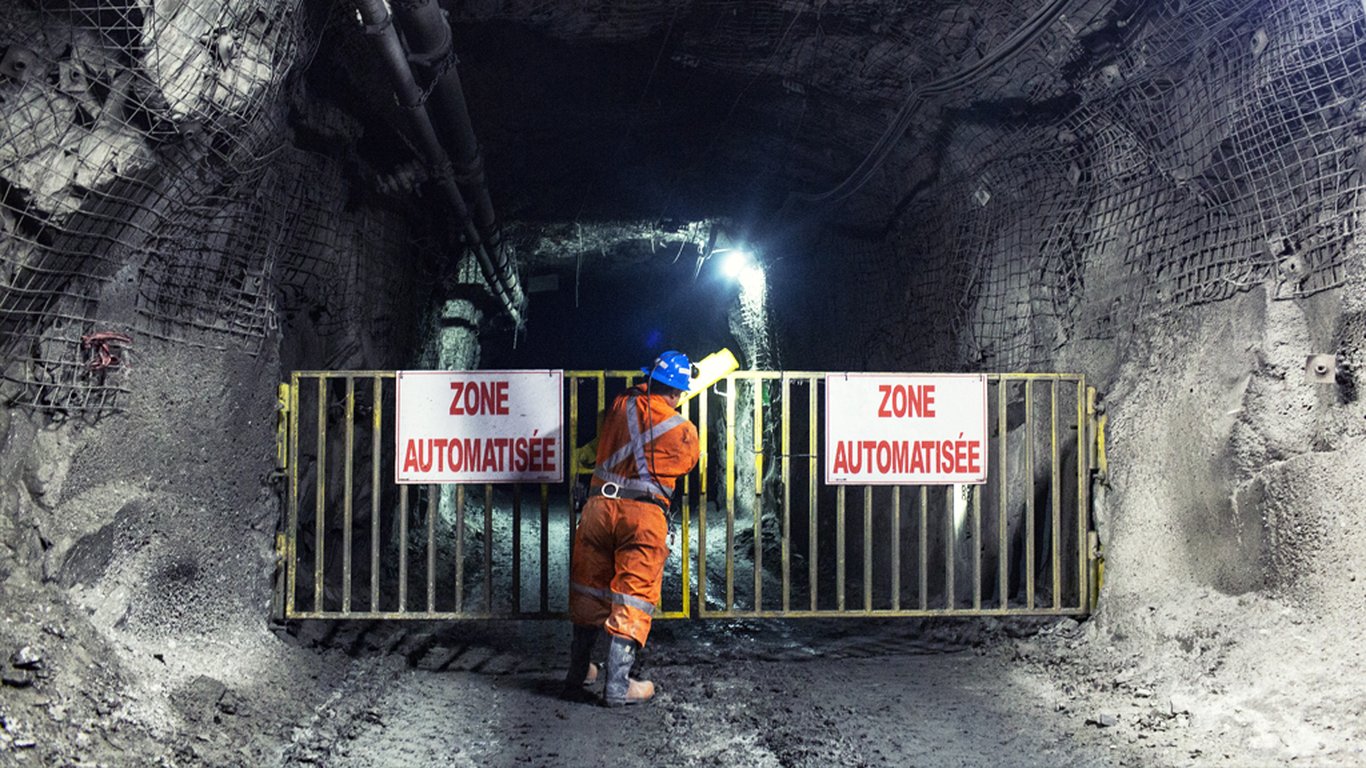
[396,370,563,484]
[825,373,988,485]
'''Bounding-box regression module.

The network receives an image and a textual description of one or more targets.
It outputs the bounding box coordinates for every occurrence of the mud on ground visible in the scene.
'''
[277,610,1362,767]
[3,577,1364,766]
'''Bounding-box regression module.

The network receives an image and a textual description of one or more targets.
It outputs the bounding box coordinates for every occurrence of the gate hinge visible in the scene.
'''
[1095,410,1108,482]
[271,532,287,622]
[1086,386,1108,483]
[1087,531,1104,613]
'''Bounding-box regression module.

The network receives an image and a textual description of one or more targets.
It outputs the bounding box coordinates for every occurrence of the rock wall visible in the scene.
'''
[0,1,443,760]
[840,0,1366,651]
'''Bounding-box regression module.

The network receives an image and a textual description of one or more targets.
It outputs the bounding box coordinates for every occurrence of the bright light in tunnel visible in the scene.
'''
[737,262,765,297]
[718,247,765,297]
[720,249,754,279]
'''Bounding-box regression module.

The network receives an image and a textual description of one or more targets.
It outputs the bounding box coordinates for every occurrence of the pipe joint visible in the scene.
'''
[407,21,454,68]
[359,13,392,36]
[392,91,428,110]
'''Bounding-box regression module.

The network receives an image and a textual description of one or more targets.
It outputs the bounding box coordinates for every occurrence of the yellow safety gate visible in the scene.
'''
[275,371,1101,621]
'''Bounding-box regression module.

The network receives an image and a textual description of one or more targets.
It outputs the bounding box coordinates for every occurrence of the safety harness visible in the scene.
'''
[574,390,689,618]
[590,390,688,512]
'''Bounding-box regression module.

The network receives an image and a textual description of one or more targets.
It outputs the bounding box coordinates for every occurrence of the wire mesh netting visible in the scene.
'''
[135,160,289,344]
[448,0,1366,372]
[0,0,423,416]
[867,0,1366,370]
[511,0,1365,371]
[1,0,311,413]
[5,0,1364,411]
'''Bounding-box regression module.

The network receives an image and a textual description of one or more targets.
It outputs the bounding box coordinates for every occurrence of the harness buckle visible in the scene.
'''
[601,482,620,499]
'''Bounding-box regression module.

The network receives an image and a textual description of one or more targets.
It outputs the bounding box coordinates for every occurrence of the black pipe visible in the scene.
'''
[387,0,524,321]
[351,0,523,327]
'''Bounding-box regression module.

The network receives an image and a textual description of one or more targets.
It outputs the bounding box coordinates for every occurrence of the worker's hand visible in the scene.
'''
[573,439,598,469]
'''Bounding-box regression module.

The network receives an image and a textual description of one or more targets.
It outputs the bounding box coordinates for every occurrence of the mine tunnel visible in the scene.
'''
[2,0,1365,765]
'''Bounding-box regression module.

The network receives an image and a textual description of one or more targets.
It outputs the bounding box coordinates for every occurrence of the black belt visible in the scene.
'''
[588,484,669,513]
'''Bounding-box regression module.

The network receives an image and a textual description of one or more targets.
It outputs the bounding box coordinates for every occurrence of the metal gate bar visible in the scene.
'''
[281,372,558,619]
[694,372,1094,619]
[277,370,1098,621]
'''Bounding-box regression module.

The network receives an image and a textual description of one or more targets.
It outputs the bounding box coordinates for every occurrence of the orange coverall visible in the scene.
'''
[569,384,699,646]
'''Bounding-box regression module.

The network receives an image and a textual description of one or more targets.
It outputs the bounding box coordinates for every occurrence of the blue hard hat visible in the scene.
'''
[643,350,693,391]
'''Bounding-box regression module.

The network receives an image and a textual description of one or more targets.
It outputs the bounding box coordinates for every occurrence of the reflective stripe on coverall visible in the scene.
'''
[569,385,699,646]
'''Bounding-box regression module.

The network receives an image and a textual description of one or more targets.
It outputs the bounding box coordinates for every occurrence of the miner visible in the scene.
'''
[562,351,699,706]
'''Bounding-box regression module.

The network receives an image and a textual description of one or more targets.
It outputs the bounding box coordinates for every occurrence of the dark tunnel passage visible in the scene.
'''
[484,243,739,372]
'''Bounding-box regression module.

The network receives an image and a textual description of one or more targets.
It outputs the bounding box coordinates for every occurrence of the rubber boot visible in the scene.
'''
[603,635,655,707]
[560,624,599,702]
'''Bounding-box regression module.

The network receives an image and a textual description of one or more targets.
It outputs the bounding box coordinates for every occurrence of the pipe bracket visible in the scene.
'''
[411,42,458,106]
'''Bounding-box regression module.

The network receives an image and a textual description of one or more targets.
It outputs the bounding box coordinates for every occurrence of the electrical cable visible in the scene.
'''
[572,5,680,226]
[782,0,1075,213]
[656,7,806,224]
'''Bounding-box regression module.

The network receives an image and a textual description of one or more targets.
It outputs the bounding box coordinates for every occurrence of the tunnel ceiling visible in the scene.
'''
[325,0,1135,238]
[5,0,1362,405]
